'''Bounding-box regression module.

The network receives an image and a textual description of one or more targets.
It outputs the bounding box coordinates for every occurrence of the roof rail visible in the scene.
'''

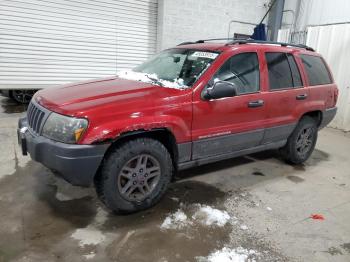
[226,39,315,51]
[177,38,237,46]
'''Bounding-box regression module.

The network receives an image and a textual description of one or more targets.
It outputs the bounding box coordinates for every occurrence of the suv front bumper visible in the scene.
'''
[18,117,110,187]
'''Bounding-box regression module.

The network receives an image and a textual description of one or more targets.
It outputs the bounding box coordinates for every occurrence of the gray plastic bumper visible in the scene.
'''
[319,107,337,129]
[18,117,110,187]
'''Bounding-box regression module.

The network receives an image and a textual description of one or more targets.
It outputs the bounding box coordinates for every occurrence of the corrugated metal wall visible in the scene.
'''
[306,24,350,131]
[0,0,158,89]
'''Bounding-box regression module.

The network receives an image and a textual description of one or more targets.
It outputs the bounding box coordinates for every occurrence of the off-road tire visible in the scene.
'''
[280,116,318,164]
[95,138,173,214]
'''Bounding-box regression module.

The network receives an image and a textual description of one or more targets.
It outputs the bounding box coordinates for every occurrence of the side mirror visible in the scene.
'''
[202,81,237,100]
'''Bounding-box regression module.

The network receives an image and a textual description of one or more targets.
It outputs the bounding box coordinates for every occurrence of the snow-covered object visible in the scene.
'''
[192,205,230,227]
[197,247,258,262]
[117,70,187,89]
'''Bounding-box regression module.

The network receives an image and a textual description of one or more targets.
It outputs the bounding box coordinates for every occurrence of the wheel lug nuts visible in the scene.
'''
[133,181,137,185]
[144,173,148,177]
[132,173,136,177]
[139,168,143,172]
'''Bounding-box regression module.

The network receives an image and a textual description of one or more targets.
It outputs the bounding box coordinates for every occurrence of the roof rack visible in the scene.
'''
[177,38,236,46]
[177,38,315,52]
[226,39,315,51]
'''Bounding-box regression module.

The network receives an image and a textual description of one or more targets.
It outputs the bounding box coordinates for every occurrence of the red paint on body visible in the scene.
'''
[34,43,338,145]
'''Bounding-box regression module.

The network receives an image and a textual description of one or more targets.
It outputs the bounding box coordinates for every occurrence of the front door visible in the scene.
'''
[192,50,267,160]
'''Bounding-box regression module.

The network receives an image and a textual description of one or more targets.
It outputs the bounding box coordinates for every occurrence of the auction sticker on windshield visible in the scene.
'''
[191,51,218,59]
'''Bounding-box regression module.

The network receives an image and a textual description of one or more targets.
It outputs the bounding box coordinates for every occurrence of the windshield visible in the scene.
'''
[117,49,219,89]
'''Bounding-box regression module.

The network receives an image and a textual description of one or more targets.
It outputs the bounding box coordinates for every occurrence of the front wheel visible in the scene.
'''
[95,138,173,214]
[280,116,318,164]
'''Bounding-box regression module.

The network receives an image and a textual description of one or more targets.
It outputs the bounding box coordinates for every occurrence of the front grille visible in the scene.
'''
[27,101,46,134]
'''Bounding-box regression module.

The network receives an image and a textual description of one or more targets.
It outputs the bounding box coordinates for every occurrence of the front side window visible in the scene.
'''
[213,52,260,95]
[300,54,332,86]
[118,49,219,89]
[266,52,302,90]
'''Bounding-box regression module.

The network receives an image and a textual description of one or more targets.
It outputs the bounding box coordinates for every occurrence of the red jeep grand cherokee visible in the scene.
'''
[18,40,338,213]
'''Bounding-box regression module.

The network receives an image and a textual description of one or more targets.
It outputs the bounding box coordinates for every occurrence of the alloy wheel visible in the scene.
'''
[296,127,314,156]
[117,154,161,201]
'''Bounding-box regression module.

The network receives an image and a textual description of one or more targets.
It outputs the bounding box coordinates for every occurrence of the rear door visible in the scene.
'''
[261,51,308,144]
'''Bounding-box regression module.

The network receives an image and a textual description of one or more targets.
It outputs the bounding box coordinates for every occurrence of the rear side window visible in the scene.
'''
[214,52,260,95]
[265,52,303,90]
[286,54,302,87]
[300,54,332,86]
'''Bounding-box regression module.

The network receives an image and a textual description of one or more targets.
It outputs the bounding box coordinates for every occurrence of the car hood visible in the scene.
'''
[35,77,188,117]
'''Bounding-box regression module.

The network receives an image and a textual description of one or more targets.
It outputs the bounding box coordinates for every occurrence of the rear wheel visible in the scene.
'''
[280,116,318,164]
[95,138,173,214]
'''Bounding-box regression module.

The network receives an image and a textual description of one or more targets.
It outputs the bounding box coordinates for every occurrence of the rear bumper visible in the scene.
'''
[319,107,337,129]
[18,117,110,187]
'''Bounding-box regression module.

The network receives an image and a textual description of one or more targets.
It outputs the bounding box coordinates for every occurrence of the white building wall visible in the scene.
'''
[157,0,269,50]
[283,0,350,30]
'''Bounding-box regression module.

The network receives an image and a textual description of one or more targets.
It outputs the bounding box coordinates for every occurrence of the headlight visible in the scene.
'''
[42,113,88,144]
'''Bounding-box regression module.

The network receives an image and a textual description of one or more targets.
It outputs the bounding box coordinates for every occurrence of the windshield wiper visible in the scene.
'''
[146,75,164,87]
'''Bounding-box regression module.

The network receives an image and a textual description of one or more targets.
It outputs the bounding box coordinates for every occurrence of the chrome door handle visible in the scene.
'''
[248,100,264,108]
[296,94,308,100]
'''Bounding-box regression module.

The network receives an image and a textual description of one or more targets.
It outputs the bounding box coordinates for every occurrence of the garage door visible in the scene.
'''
[0,0,158,89]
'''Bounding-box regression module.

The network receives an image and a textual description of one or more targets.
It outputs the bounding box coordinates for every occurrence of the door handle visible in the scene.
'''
[248,100,264,108]
[296,94,308,100]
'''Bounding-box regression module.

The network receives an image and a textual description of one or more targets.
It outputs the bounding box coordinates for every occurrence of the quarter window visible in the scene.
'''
[286,54,303,87]
[265,52,302,90]
[213,52,260,95]
[300,54,332,86]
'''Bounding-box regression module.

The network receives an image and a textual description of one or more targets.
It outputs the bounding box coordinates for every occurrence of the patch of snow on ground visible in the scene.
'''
[161,205,231,230]
[170,197,180,202]
[197,247,258,262]
[266,207,272,211]
[71,227,106,247]
[160,209,189,230]
[240,225,248,230]
[55,192,73,201]
[192,205,230,227]
[83,253,96,259]
[117,70,187,89]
